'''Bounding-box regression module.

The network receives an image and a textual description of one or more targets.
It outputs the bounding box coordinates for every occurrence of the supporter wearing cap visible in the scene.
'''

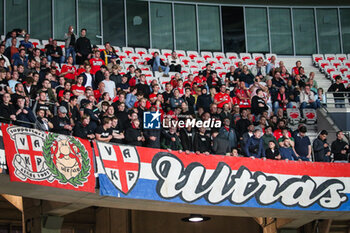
[49,106,72,135]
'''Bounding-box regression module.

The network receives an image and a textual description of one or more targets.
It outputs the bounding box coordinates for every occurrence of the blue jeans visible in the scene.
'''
[300,102,317,110]
[152,56,169,75]
[273,101,293,115]
[47,55,65,65]
[65,47,76,64]
[335,99,345,108]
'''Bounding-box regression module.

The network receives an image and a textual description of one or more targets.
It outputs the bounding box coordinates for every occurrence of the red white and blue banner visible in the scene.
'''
[2,125,95,193]
[95,141,350,211]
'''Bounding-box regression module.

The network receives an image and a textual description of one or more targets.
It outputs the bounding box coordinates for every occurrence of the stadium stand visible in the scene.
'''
[0,27,349,163]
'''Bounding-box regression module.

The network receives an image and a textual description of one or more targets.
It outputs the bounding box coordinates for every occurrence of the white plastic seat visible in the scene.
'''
[226,52,238,60]
[161,49,173,58]
[122,47,134,56]
[142,54,153,62]
[190,68,199,75]
[213,52,225,61]
[318,60,330,69]
[343,71,350,80]
[245,59,256,66]
[175,50,186,58]
[188,62,199,69]
[220,58,231,66]
[194,57,206,64]
[214,64,225,70]
[187,51,199,60]
[218,70,227,78]
[113,46,121,53]
[117,52,128,61]
[336,54,347,62]
[181,67,190,75]
[331,60,342,68]
[122,58,134,65]
[135,48,147,56]
[338,65,349,74]
[239,53,252,61]
[180,56,191,65]
[252,53,265,61]
[343,60,350,68]
[135,58,146,66]
[201,51,213,60]
[129,53,141,62]
[324,65,336,75]
[312,54,324,66]
[325,54,336,62]
[207,58,219,66]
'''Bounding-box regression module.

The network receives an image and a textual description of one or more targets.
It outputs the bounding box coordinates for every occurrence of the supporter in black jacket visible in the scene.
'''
[331,131,349,162]
[196,88,212,112]
[251,89,268,116]
[235,109,251,139]
[193,127,211,154]
[83,101,100,131]
[313,130,331,162]
[144,128,161,149]
[0,93,16,123]
[125,119,144,146]
[73,115,95,140]
[265,141,281,160]
[328,75,346,108]
[207,72,222,90]
[75,29,92,65]
[212,131,230,155]
[179,126,195,152]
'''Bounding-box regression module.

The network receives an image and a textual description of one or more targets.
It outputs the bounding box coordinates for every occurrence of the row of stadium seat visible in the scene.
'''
[313,54,350,83]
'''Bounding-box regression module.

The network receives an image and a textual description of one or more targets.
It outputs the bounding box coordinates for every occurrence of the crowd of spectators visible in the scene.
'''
[0,26,349,163]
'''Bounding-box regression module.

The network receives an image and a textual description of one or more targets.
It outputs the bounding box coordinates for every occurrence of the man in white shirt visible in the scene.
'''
[102,70,116,99]
[82,64,93,88]
[168,51,181,73]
